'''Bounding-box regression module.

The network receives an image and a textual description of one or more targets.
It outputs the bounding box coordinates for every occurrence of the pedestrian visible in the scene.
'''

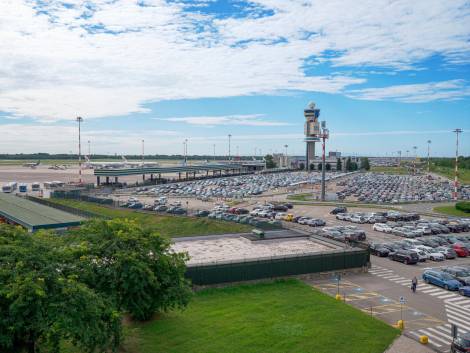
[411,276,417,293]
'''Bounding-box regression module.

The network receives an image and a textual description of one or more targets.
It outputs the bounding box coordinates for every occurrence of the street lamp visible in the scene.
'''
[453,129,463,200]
[427,140,431,173]
[213,144,216,162]
[76,116,83,184]
[228,134,232,160]
[397,150,402,167]
[87,140,91,157]
[142,139,145,167]
[183,139,188,165]
[284,144,288,168]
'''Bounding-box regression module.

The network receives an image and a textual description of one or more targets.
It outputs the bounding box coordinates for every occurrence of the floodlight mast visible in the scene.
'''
[427,140,431,173]
[453,129,463,200]
[320,121,329,202]
[76,116,83,184]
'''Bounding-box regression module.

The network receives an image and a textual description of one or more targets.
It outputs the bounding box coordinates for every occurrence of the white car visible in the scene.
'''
[422,248,445,261]
[409,248,427,262]
[373,223,392,233]
[275,213,286,220]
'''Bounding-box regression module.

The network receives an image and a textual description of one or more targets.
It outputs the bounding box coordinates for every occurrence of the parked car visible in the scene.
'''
[443,267,470,286]
[196,210,210,217]
[452,244,469,257]
[422,270,462,291]
[389,250,419,265]
[435,246,457,259]
[330,206,347,214]
[458,286,470,297]
[451,332,470,353]
[369,243,390,257]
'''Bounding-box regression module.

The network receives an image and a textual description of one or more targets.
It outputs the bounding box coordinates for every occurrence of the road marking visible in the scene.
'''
[411,330,442,348]
[447,299,470,306]
[429,290,450,296]
[446,296,467,302]
[418,328,449,346]
[421,288,443,294]
[437,293,458,299]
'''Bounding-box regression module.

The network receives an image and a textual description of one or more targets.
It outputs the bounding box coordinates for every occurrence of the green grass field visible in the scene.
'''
[370,166,409,174]
[48,199,251,237]
[430,165,470,185]
[433,205,470,218]
[127,280,399,353]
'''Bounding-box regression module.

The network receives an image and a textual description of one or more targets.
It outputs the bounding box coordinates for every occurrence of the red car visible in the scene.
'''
[452,244,469,257]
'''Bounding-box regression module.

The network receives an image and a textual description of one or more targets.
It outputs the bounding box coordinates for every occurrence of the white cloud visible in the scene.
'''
[346,80,470,103]
[159,114,290,126]
[0,0,469,121]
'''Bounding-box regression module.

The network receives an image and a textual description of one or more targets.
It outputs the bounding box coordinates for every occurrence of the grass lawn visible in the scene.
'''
[434,205,470,218]
[48,198,251,237]
[128,279,399,353]
[370,166,409,175]
[430,165,470,185]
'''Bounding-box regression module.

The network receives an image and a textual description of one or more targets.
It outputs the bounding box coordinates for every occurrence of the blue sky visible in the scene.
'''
[0,0,469,156]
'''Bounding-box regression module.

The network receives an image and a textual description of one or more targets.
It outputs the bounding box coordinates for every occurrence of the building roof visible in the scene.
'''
[0,193,84,231]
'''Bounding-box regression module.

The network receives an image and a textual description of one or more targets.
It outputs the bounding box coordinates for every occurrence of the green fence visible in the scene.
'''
[186,248,369,285]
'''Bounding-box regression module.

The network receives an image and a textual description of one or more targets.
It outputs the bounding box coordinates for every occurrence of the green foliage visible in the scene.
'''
[299,162,305,170]
[309,163,315,171]
[0,225,121,353]
[361,157,370,171]
[456,201,470,213]
[336,158,342,171]
[65,219,192,321]
[325,162,331,171]
[264,154,276,169]
[434,205,470,218]
[317,163,322,171]
[345,157,352,171]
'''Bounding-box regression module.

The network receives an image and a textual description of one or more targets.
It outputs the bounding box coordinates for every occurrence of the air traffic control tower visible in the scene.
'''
[304,101,321,171]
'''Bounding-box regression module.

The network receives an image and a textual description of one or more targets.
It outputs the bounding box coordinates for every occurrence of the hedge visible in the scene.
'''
[456,201,470,213]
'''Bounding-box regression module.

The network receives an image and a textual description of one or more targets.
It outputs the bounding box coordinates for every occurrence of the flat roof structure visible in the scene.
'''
[0,193,84,231]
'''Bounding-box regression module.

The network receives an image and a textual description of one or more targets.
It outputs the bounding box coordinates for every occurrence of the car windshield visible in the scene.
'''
[457,270,470,277]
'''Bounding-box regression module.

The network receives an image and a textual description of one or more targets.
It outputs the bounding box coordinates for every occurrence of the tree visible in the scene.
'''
[351,162,358,171]
[0,225,121,353]
[326,163,331,171]
[65,219,192,321]
[264,154,276,169]
[309,163,315,171]
[299,162,305,170]
[361,157,370,171]
[345,157,352,171]
[317,163,322,171]
[336,158,342,171]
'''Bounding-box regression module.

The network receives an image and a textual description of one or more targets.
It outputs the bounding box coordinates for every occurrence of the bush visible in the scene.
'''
[456,201,470,213]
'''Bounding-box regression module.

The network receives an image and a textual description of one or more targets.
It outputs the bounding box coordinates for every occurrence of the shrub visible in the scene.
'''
[456,201,470,213]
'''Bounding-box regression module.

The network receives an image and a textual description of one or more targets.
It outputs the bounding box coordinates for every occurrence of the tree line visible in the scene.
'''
[0,219,191,353]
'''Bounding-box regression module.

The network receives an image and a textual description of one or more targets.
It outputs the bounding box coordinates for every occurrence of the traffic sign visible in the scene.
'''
[399,296,406,304]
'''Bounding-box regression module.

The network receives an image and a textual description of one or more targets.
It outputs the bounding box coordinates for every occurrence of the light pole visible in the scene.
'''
[320,121,329,201]
[412,146,417,175]
[284,144,288,168]
[87,140,91,157]
[236,145,239,158]
[76,116,83,184]
[427,140,431,173]
[213,144,216,162]
[228,134,232,160]
[397,150,402,167]
[142,139,145,167]
[183,139,188,165]
[453,129,463,200]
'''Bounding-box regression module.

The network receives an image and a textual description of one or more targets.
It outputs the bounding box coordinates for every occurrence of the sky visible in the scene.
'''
[0,0,469,157]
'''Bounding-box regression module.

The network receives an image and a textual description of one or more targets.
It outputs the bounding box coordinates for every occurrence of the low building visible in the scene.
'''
[0,193,84,232]
[289,155,362,171]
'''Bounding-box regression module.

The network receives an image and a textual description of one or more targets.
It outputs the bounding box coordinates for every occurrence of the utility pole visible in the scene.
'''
[453,129,463,200]
[228,134,232,160]
[76,116,83,184]
[427,140,431,173]
[320,121,329,201]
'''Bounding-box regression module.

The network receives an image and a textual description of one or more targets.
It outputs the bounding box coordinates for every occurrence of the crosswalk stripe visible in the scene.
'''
[382,275,400,279]
[446,296,466,302]
[394,279,410,284]
[446,311,470,331]
[426,327,452,342]
[421,288,443,294]
[429,290,449,296]
[438,294,459,299]
[448,299,470,306]
[416,329,444,347]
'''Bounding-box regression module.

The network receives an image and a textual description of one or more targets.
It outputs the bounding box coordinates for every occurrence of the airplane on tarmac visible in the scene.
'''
[22,160,40,168]
[83,156,160,169]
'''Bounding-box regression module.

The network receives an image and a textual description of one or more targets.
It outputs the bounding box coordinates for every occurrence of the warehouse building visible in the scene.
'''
[0,193,84,232]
